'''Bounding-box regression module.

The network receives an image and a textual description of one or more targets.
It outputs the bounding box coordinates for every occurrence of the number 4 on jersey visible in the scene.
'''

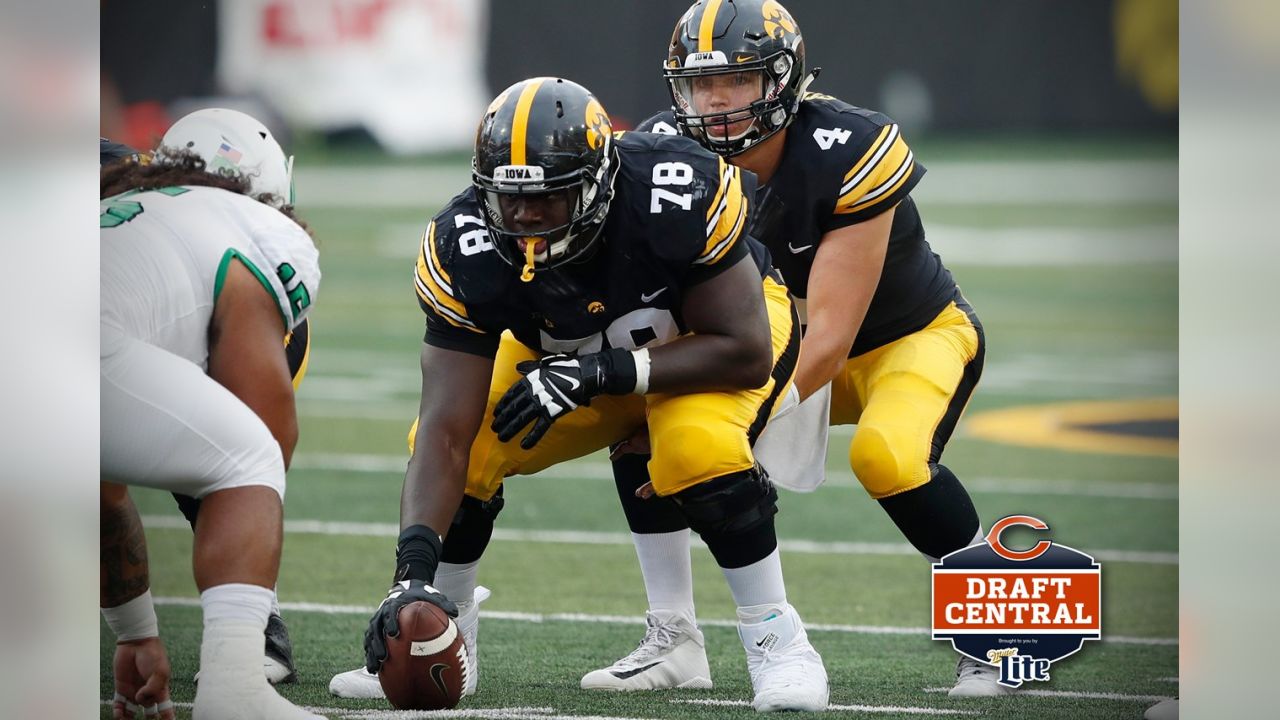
[813,127,852,150]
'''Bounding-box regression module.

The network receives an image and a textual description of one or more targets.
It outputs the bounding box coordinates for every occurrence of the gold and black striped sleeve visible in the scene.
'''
[694,158,749,266]
[414,221,483,333]
[833,123,919,219]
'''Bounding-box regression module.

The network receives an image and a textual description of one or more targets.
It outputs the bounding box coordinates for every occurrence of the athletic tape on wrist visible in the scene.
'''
[631,348,652,395]
[102,589,159,642]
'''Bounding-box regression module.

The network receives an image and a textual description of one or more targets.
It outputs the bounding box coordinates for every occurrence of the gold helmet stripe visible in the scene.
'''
[510,78,546,166]
[698,0,725,52]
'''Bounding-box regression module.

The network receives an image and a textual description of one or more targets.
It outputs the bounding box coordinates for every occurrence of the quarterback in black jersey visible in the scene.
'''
[337,77,828,712]
[589,0,999,700]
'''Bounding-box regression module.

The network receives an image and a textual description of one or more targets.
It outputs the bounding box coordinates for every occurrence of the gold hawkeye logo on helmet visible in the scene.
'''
[762,0,797,38]
[585,98,611,151]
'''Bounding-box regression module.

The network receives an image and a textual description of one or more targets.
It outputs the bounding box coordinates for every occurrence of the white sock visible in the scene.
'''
[435,561,479,606]
[633,530,696,615]
[721,548,787,610]
[203,583,273,628]
[922,525,986,564]
[199,584,273,685]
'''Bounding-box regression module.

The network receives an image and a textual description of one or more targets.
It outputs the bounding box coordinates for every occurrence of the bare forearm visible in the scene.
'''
[400,436,470,534]
[101,492,150,608]
[794,332,854,400]
[646,331,772,394]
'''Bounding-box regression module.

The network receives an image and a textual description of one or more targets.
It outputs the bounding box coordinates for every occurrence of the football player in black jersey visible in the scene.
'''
[587,0,1001,699]
[334,77,829,712]
[100,137,308,689]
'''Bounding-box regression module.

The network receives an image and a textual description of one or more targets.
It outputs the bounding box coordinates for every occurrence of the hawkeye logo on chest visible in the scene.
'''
[931,515,1102,688]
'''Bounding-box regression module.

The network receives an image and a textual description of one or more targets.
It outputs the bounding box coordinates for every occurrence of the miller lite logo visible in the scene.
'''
[931,515,1102,688]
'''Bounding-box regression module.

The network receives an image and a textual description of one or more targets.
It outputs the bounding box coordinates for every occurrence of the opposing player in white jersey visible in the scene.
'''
[100,108,325,720]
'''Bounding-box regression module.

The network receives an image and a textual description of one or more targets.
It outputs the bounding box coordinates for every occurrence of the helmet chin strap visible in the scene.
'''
[796,68,821,99]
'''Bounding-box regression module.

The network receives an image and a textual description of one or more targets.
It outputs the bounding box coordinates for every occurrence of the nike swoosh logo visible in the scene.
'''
[788,242,814,254]
[641,287,668,303]
[430,663,450,695]
[610,660,664,679]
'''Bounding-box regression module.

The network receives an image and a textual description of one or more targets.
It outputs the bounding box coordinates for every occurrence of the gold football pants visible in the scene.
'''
[410,276,800,500]
[829,296,984,499]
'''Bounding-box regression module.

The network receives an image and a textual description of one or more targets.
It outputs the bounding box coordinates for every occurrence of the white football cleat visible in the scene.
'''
[581,609,713,691]
[737,604,828,712]
[327,666,383,700]
[456,585,490,696]
[948,655,1014,697]
[328,585,492,700]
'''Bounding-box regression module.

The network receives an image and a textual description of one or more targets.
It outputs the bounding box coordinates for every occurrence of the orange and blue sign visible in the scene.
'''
[932,515,1102,688]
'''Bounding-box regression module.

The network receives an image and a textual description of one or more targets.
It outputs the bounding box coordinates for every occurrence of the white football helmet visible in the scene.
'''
[161,108,295,206]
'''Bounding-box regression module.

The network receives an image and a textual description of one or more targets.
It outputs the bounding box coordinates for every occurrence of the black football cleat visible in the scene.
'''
[264,612,299,685]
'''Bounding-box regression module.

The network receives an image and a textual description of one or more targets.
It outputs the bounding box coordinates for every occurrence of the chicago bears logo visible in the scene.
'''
[932,515,1102,689]
[762,0,797,39]
[584,98,611,151]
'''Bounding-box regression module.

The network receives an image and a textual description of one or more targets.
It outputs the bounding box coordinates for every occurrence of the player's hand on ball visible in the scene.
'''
[364,580,458,673]
[112,637,175,719]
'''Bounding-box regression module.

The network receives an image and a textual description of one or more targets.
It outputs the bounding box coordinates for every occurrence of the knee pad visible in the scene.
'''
[648,422,725,493]
[442,488,505,564]
[613,452,688,534]
[670,465,778,538]
[849,425,926,499]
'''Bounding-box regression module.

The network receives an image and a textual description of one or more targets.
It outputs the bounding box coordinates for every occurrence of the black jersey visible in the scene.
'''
[415,131,771,358]
[640,94,956,357]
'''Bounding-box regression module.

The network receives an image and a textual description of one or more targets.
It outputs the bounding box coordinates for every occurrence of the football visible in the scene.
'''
[378,601,467,710]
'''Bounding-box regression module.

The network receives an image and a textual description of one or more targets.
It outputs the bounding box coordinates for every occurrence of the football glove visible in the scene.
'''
[492,348,636,450]
[363,580,458,674]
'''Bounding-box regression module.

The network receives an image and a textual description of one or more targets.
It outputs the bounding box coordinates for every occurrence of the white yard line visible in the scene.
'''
[150,596,1176,647]
[672,698,978,715]
[923,687,1174,703]
[295,160,1176,209]
[925,225,1175,266]
[140,514,1176,566]
[99,702,659,720]
[289,453,1177,501]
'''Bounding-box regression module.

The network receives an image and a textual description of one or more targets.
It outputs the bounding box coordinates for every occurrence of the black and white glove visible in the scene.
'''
[492,348,638,450]
[363,579,458,674]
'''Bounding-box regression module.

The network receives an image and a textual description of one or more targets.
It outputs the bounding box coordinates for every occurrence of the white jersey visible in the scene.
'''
[101,185,320,367]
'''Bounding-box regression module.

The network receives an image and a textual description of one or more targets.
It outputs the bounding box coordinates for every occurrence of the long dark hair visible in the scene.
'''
[101,148,311,235]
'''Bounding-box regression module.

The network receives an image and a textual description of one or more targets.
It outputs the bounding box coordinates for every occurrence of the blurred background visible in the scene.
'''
[101,0,1177,154]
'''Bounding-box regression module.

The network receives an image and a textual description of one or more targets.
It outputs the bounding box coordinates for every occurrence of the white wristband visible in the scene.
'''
[102,589,159,642]
[631,348,652,395]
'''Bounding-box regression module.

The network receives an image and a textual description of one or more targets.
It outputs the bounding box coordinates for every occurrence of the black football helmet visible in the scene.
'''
[472,77,619,280]
[664,0,818,156]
